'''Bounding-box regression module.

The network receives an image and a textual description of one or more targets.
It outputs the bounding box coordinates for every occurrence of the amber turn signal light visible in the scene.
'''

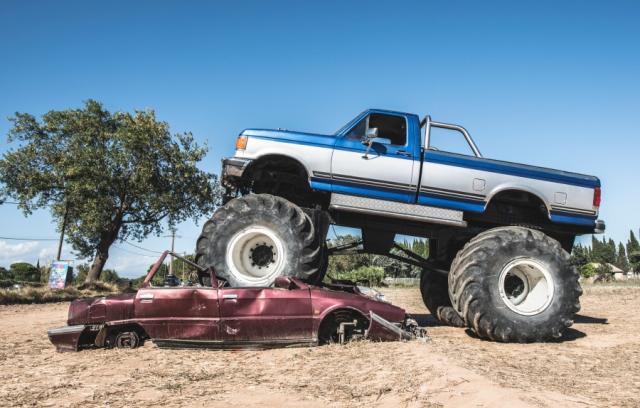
[235,135,248,150]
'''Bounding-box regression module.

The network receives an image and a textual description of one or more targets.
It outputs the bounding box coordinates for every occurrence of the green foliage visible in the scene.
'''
[570,244,590,267]
[627,230,640,256]
[591,236,616,264]
[579,263,598,278]
[629,252,640,272]
[0,266,12,281]
[628,230,640,272]
[615,243,630,271]
[0,100,221,282]
[100,269,120,283]
[9,262,40,282]
[326,234,429,280]
[73,264,89,285]
[333,266,385,286]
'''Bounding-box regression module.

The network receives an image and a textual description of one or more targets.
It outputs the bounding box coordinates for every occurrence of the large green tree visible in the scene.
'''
[0,100,220,283]
[9,262,40,282]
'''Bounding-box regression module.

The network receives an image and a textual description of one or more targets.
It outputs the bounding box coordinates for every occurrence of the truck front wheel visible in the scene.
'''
[195,194,325,287]
[448,226,582,342]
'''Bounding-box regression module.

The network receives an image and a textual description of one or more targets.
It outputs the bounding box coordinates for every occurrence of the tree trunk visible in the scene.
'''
[85,246,110,285]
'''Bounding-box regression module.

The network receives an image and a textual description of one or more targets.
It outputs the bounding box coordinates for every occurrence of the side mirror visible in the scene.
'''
[361,128,391,158]
[274,276,292,289]
[365,127,379,140]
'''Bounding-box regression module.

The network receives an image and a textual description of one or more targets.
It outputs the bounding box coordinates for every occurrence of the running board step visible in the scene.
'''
[329,194,467,227]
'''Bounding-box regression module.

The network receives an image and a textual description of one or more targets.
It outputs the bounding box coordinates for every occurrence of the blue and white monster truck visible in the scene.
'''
[196,109,604,342]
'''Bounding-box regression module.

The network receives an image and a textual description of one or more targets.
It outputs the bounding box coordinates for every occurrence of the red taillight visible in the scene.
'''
[593,187,601,208]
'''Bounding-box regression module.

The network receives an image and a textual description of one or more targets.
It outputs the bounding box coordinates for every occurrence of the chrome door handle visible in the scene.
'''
[223,294,238,300]
[140,293,154,300]
[395,150,411,157]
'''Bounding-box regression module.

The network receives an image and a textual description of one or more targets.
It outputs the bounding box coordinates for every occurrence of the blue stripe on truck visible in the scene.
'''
[424,151,600,189]
[549,212,596,226]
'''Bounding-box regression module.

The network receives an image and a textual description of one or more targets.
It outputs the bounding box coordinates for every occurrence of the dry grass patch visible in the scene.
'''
[0,282,121,305]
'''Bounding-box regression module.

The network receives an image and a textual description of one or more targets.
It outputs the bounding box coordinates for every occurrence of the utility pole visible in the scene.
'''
[56,203,68,261]
[163,229,182,276]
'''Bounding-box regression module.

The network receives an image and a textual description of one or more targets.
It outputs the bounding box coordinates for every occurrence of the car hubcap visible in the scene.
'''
[498,258,554,316]
[227,226,286,283]
[116,332,138,348]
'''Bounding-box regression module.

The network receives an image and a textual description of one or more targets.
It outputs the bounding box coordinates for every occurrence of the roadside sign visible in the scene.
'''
[49,261,72,289]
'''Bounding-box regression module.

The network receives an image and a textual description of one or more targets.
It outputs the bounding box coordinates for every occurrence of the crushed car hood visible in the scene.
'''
[67,293,136,325]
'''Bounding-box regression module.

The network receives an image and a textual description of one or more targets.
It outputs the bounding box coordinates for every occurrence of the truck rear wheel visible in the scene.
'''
[420,269,464,327]
[448,226,581,342]
[195,194,325,287]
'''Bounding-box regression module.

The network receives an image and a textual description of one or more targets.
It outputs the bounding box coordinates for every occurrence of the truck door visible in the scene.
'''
[330,112,420,203]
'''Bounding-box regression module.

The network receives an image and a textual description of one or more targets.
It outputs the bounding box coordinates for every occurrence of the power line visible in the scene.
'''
[1,201,20,205]
[0,236,58,241]
[111,245,157,258]
[124,240,163,254]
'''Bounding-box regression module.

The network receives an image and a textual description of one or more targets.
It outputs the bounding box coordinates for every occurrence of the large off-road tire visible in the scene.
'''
[420,269,465,327]
[448,226,582,342]
[195,194,324,287]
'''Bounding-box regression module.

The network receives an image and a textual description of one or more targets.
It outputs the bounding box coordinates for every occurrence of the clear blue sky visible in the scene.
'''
[1,1,638,277]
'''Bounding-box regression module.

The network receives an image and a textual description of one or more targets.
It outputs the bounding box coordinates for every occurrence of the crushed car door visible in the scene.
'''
[134,286,220,341]
[218,285,312,343]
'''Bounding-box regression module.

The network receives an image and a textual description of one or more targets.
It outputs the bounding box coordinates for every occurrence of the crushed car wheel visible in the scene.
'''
[448,226,582,342]
[195,194,323,287]
[419,269,465,327]
[318,310,368,344]
[114,331,140,349]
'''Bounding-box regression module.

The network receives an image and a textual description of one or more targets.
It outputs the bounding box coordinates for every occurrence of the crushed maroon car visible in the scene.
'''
[48,252,423,352]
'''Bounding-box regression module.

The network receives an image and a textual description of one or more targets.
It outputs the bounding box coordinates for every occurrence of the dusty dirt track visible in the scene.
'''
[1,286,639,407]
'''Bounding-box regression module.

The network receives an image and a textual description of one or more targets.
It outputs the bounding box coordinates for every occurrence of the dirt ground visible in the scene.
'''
[1,285,638,408]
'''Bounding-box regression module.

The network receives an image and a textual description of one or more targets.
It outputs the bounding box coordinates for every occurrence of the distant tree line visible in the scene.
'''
[326,235,429,286]
[571,230,640,278]
[0,261,122,287]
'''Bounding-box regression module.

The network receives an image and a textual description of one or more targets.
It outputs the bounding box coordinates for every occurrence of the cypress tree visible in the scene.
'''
[627,230,640,256]
[616,243,630,271]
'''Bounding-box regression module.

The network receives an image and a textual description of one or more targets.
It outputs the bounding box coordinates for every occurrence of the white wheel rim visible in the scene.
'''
[498,258,554,316]
[226,226,286,284]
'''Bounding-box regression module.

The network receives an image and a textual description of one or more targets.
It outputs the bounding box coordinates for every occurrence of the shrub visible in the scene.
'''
[333,266,385,287]
[580,263,598,278]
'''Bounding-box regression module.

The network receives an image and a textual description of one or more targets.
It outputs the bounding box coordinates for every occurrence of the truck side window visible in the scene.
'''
[344,113,407,146]
[368,114,406,146]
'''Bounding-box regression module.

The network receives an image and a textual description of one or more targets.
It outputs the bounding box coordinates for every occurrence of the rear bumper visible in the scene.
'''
[47,325,86,352]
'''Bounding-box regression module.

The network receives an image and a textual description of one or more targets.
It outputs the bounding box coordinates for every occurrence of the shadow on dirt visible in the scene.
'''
[462,327,587,343]
[413,313,597,343]
[410,314,441,327]
[574,314,608,324]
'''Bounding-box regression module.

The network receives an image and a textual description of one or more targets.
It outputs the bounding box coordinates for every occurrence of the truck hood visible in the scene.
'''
[67,293,136,325]
[241,128,336,148]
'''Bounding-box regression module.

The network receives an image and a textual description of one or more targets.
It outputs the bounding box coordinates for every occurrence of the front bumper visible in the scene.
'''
[47,325,87,352]
[221,157,253,182]
[48,324,102,352]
